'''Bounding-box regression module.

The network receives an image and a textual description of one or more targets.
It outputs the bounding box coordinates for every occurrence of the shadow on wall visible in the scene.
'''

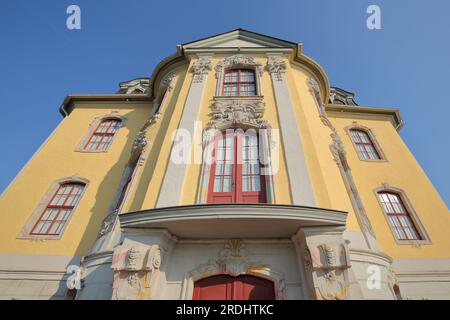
[52,67,187,299]
[49,108,145,299]
[127,69,187,211]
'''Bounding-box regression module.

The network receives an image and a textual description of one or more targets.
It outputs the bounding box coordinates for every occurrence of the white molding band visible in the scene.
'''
[156,54,213,208]
[267,54,316,206]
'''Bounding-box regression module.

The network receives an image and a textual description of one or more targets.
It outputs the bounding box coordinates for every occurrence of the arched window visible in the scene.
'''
[30,182,86,236]
[84,118,122,151]
[223,69,256,96]
[349,129,381,160]
[207,130,266,203]
[377,192,421,240]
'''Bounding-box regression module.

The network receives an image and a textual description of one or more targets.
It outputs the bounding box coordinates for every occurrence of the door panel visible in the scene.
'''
[193,274,275,300]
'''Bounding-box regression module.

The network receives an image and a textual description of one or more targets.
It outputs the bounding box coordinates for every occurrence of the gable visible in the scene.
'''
[182,29,297,49]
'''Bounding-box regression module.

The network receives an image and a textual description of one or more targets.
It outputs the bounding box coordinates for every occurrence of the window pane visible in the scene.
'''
[213,177,222,192]
[240,71,255,82]
[224,162,232,175]
[49,222,60,235]
[216,148,224,161]
[242,176,250,192]
[225,147,233,161]
[223,84,238,96]
[251,161,260,174]
[252,176,261,192]
[59,209,72,221]
[215,163,223,175]
[223,176,232,192]
[243,162,250,175]
[225,71,238,83]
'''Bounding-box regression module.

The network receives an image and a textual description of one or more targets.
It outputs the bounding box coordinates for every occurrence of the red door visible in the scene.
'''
[207,130,266,204]
[193,275,275,300]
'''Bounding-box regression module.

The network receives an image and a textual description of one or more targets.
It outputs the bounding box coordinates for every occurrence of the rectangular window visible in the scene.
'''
[207,130,266,203]
[84,119,121,151]
[349,129,381,160]
[30,183,85,235]
[378,192,421,240]
[222,69,256,96]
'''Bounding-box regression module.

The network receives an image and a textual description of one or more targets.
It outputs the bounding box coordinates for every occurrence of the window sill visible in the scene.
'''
[17,233,63,241]
[357,158,388,163]
[74,149,110,153]
[394,239,433,246]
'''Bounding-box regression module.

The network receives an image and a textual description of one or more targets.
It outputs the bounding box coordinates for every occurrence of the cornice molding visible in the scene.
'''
[325,104,403,130]
[59,94,151,116]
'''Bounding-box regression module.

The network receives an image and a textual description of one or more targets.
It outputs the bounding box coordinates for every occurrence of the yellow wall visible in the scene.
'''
[0,103,151,256]
[288,63,362,232]
[1,52,448,262]
[329,111,450,258]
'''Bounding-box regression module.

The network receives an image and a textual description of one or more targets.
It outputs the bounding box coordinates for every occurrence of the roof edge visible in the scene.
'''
[325,104,404,130]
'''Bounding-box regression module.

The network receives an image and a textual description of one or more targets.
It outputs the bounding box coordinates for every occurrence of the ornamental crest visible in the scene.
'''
[215,54,263,76]
[207,99,268,129]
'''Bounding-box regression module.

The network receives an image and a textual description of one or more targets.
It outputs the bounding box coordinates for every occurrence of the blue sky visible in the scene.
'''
[0,0,449,206]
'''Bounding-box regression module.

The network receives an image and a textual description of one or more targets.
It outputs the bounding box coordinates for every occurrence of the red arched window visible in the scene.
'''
[349,129,381,160]
[223,69,256,96]
[207,130,266,204]
[377,192,421,240]
[84,118,121,151]
[30,183,85,235]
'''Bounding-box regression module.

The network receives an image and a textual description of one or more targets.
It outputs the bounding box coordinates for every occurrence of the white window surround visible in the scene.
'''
[214,54,264,97]
[345,123,387,162]
[75,113,127,153]
[196,123,276,205]
[17,175,90,240]
[373,184,432,245]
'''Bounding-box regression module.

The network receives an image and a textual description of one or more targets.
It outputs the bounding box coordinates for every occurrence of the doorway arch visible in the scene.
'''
[193,274,275,300]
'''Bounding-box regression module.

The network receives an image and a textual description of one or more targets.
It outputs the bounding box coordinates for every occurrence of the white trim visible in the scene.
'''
[156,54,213,208]
[267,54,316,206]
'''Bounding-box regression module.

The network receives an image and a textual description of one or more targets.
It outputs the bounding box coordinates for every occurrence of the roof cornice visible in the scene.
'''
[325,104,404,130]
[59,94,152,116]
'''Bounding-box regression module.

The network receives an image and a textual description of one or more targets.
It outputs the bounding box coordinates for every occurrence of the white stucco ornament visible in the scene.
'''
[207,99,269,130]
[304,242,351,300]
[191,57,212,83]
[267,56,286,81]
[111,244,163,300]
[218,239,249,276]
[215,54,263,76]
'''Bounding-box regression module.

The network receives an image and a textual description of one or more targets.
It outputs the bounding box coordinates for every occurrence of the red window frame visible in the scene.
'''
[84,118,121,151]
[30,183,85,235]
[207,130,266,204]
[222,69,256,96]
[378,192,422,240]
[349,129,381,160]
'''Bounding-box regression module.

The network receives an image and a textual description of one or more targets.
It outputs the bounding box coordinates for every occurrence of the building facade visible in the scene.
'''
[0,29,449,300]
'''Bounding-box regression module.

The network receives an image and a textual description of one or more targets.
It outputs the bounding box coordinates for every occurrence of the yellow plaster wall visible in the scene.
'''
[288,62,362,232]
[1,52,448,261]
[329,112,450,258]
[179,55,292,205]
[0,103,151,256]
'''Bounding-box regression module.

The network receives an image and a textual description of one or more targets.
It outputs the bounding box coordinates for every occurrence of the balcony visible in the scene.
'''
[119,203,347,239]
